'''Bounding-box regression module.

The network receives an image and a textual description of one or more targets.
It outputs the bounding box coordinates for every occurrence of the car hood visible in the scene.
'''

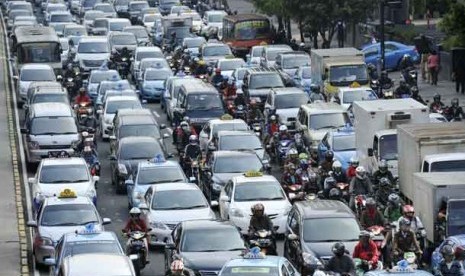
[121,159,150,175]
[77,53,110,60]
[149,207,214,224]
[143,80,165,89]
[276,108,299,122]
[40,224,103,242]
[29,133,79,145]
[282,68,298,76]
[221,71,234,78]
[248,88,272,97]
[88,83,99,94]
[187,47,199,55]
[310,129,332,142]
[181,251,242,271]
[187,109,225,120]
[212,173,243,184]
[233,200,290,217]
[38,182,92,197]
[333,150,356,171]
[304,240,357,260]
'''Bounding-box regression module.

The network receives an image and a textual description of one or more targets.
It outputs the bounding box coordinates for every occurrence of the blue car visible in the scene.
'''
[362,41,420,71]
[138,67,173,102]
[317,127,356,172]
[431,235,465,274]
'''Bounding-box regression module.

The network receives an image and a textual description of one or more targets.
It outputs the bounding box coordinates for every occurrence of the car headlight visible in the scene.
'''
[150,221,168,230]
[212,183,222,191]
[118,163,127,175]
[230,208,244,217]
[302,252,322,266]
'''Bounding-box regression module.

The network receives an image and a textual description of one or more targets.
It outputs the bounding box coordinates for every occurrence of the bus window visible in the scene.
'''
[18,43,61,63]
[234,20,270,40]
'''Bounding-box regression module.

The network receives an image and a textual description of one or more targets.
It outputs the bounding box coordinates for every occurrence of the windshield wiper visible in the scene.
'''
[51,222,80,226]
[34,132,61,135]
[183,205,208,209]
[316,125,337,130]
[129,157,150,160]
[81,220,99,225]
[227,248,246,251]
[44,180,75,183]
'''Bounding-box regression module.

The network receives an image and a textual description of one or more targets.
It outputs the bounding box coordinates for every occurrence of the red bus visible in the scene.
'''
[222,14,272,57]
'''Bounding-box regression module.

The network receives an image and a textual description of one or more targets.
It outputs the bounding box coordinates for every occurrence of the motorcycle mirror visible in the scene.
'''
[129,254,139,261]
[44,258,56,266]
[210,200,219,207]
[287,233,298,240]
[92,175,100,182]
[189,176,196,183]
[159,124,166,129]
[102,218,111,225]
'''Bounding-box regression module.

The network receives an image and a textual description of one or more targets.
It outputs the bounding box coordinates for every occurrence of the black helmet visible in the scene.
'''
[441,245,455,257]
[310,84,320,93]
[411,86,419,95]
[434,93,441,102]
[329,188,340,199]
[379,177,391,187]
[332,242,346,256]
[325,151,334,161]
[388,193,400,205]
[399,218,411,227]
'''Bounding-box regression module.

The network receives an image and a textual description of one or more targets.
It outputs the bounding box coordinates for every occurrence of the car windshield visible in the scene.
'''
[40,204,99,226]
[275,93,308,109]
[282,55,310,69]
[137,167,185,185]
[181,228,244,252]
[130,2,148,11]
[136,51,163,61]
[48,5,67,13]
[120,141,162,160]
[95,5,114,12]
[379,134,397,161]
[303,218,360,242]
[208,13,223,23]
[64,27,86,36]
[106,100,141,114]
[151,189,207,210]
[78,42,109,53]
[234,182,284,202]
[90,71,120,83]
[127,28,148,39]
[234,20,270,40]
[249,74,284,89]
[50,13,72,22]
[187,94,223,111]
[141,60,168,71]
[63,241,121,258]
[329,65,368,84]
[39,164,88,183]
[212,122,248,136]
[332,134,355,151]
[145,70,171,80]
[203,45,231,57]
[220,266,279,276]
[115,0,129,5]
[111,34,137,45]
[21,69,55,81]
[251,47,262,57]
[184,38,204,48]
[30,117,77,135]
[84,11,104,20]
[235,69,246,80]
[266,48,289,61]
[82,0,100,8]
[309,113,349,130]
[219,60,245,71]
[110,21,131,31]
[301,67,311,79]
[342,89,377,104]
[430,160,465,172]
[32,94,68,104]
[18,42,61,63]
[219,135,261,151]
[119,124,161,139]
[214,155,262,173]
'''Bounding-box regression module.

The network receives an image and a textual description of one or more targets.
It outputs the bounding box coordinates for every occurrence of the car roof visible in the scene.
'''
[63,254,134,275]
[43,195,93,206]
[79,36,108,43]
[120,115,156,125]
[41,157,86,166]
[120,136,159,145]
[423,152,465,162]
[150,182,198,192]
[233,174,278,185]
[30,102,72,117]
[105,95,139,103]
[271,87,306,95]
[209,118,247,126]
[21,64,53,70]
[63,231,119,243]
[213,150,258,158]
[217,130,254,137]
[295,200,355,219]
[206,10,227,15]
[138,160,180,169]
[115,108,152,117]
[182,219,236,230]
[300,102,346,113]
[224,255,285,267]
[33,87,67,94]
[328,127,355,137]
[107,18,131,23]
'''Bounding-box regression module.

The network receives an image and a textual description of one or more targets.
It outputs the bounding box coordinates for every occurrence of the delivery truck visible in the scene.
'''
[310,47,368,96]
[352,99,429,177]
[397,123,465,201]
[413,172,465,245]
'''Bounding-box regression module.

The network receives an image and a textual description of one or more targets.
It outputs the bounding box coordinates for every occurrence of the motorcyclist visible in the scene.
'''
[372,160,395,186]
[182,135,202,176]
[379,71,393,88]
[346,157,359,181]
[332,160,348,183]
[282,164,303,187]
[395,80,411,98]
[438,245,464,276]
[430,93,445,113]
[248,203,274,236]
[353,231,379,271]
[326,242,356,276]
[168,257,188,276]
[375,177,395,209]
[398,205,426,239]
[319,151,334,175]
[74,88,91,105]
[211,68,224,87]
[82,145,98,167]
[284,149,300,169]
[323,176,337,197]
[266,115,280,137]
[223,77,237,99]
[120,47,131,62]
[349,166,373,210]
[247,99,264,124]
[447,98,465,121]
[368,64,378,80]
[123,207,149,264]
[169,31,177,51]
[110,49,120,63]
[411,86,426,105]
[309,84,326,102]
[173,120,196,150]
[64,63,76,80]
[384,193,404,223]
[360,198,386,229]
[392,218,422,262]
[399,54,415,81]
[277,125,292,141]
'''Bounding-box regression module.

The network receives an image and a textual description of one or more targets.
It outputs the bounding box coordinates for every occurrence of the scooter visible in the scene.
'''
[248,229,277,255]
[354,258,383,276]
[354,194,367,219]
[123,230,150,276]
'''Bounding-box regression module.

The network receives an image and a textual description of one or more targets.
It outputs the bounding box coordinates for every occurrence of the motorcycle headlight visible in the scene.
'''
[212,183,222,191]
[231,208,244,217]
[302,252,322,265]
[118,163,127,175]
[150,221,168,230]
[67,77,73,82]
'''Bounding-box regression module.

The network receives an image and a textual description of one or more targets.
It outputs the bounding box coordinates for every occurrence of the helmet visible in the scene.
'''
[82,131,89,138]
[194,57,199,63]
[215,68,221,74]
[325,177,336,188]
[270,115,277,121]
[399,80,406,86]
[441,245,455,257]
[129,207,141,216]
[198,60,206,66]
[411,86,419,94]
[111,49,117,54]
[180,121,189,131]
[388,193,400,205]
[310,84,320,93]
[79,87,86,94]
[288,148,298,158]
[399,217,411,227]
[329,187,341,199]
[379,159,388,172]
[379,177,391,187]
[332,160,342,171]
[403,205,415,214]
[170,259,184,272]
[359,230,371,239]
[332,242,346,256]
[299,153,308,161]
[250,99,257,106]
[434,93,441,102]
[366,197,376,207]
[452,98,459,107]
[403,54,411,60]
[183,116,190,123]
[122,47,128,52]
[189,135,198,145]
[251,203,264,214]
[325,151,334,161]
[355,166,366,179]
[288,163,296,171]
[279,125,288,132]
[67,63,73,70]
[350,157,359,166]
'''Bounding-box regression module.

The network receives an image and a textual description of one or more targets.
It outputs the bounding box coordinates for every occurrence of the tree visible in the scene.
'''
[440,2,465,48]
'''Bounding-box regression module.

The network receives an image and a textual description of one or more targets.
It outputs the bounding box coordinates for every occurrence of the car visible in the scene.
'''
[16,64,57,104]
[75,36,111,74]
[142,13,161,31]
[138,57,170,81]
[431,235,465,274]
[182,37,206,55]
[219,254,301,276]
[131,46,164,80]
[163,76,197,120]
[106,18,132,32]
[184,11,202,34]
[248,45,265,65]
[138,67,173,101]
[200,150,268,204]
[128,0,149,24]
[317,127,356,172]
[138,7,160,24]
[27,192,110,265]
[83,10,106,33]
[430,112,448,123]
[114,0,130,17]
[216,58,246,78]
[99,95,142,139]
[93,3,117,18]
[126,159,191,208]
[140,183,215,245]
[201,10,227,36]
[158,0,180,15]
[91,17,109,35]
[47,11,74,36]
[242,68,286,108]
[110,136,167,194]
[95,79,132,107]
[200,43,233,67]
[84,69,121,101]
[123,26,150,46]
[218,172,291,234]
[260,44,293,69]
[25,87,69,110]
[216,130,269,164]
[231,67,249,92]
[170,5,190,14]
[47,230,124,276]
[275,51,311,77]
[44,3,67,21]
[264,87,309,130]
[78,0,103,16]
[7,9,33,30]
[283,200,360,275]
[54,253,137,275]
[108,31,138,52]
[62,24,88,38]
[334,86,378,111]
[362,41,420,70]
[198,117,249,152]
[164,220,245,275]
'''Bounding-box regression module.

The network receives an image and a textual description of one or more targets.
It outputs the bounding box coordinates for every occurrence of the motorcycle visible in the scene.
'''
[294,133,307,154]
[124,230,149,275]
[354,194,367,219]
[274,135,294,166]
[354,258,383,276]
[382,89,395,99]
[431,104,445,114]
[234,104,246,120]
[403,69,418,87]
[117,58,130,79]
[285,184,305,203]
[336,182,350,202]
[248,229,277,255]
[367,225,385,255]
[75,102,96,128]
[251,120,263,138]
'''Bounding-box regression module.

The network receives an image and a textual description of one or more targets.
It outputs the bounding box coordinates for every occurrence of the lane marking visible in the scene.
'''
[152,110,160,118]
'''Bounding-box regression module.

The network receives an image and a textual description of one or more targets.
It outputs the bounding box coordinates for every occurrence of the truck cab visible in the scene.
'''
[421,153,465,173]
[368,129,398,177]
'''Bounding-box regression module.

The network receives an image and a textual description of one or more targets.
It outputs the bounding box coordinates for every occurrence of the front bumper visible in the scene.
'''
[148,227,173,246]
[231,214,288,235]
[27,148,74,163]
[34,243,55,265]
[140,88,163,100]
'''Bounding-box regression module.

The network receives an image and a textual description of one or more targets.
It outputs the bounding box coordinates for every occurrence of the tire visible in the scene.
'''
[132,259,141,276]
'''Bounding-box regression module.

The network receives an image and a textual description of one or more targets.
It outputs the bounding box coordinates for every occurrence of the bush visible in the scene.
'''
[387,24,419,44]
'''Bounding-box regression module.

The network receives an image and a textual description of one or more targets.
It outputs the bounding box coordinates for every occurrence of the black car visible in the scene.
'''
[283,200,360,275]
[242,68,286,110]
[200,150,270,205]
[164,220,245,275]
[110,136,167,194]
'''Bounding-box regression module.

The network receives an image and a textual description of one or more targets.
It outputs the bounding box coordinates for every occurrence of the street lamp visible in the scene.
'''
[379,0,402,71]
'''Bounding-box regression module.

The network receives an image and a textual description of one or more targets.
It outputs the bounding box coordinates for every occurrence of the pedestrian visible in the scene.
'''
[428,50,440,85]
[337,21,344,48]
[426,9,432,29]
[453,61,465,94]
[418,34,431,81]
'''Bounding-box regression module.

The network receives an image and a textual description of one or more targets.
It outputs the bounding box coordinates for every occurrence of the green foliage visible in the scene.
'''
[439,3,465,48]
[387,24,419,44]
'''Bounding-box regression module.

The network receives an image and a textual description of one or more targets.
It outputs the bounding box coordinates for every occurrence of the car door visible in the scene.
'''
[219,180,233,219]
[363,45,379,66]
[199,122,210,150]
[384,43,401,70]
[285,209,301,267]
[317,132,330,160]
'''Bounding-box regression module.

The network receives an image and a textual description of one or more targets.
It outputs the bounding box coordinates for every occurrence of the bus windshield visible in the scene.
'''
[18,42,61,63]
[234,20,270,40]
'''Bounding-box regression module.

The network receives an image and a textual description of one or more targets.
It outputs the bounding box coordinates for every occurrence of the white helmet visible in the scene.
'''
[129,207,141,216]
[332,160,342,170]
[170,259,184,272]
[355,166,366,179]
[270,115,277,121]
[279,125,288,132]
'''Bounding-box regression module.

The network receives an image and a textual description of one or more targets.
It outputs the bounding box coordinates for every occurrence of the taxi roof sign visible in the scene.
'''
[349,81,361,88]
[243,247,265,259]
[220,114,234,120]
[244,171,263,177]
[59,189,77,198]
[76,223,101,235]
[150,154,165,163]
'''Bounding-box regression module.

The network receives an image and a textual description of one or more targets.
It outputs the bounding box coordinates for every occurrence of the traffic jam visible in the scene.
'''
[3,0,465,275]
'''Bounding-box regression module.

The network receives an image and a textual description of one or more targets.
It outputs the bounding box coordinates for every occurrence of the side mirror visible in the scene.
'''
[367,148,373,157]
[210,200,219,207]
[102,218,112,225]
[108,154,117,161]
[287,233,298,240]
[28,177,35,185]
[159,124,166,129]
[139,203,149,210]
[20,128,29,134]
[125,179,134,186]
[44,258,56,266]
[219,195,229,202]
[189,176,196,183]
[165,243,175,250]
[27,220,38,227]
[109,135,116,140]
[92,175,100,182]
[13,76,19,80]
[129,254,139,261]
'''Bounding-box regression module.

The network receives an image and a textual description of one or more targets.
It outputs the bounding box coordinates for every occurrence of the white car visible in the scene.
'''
[248,45,265,65]
[218,173,291,234]
[216,58,246,78]
[131,46,164,80]
[140,183,215,245]
[198,117,249,152]
[201,10,226,37]
[30,157,99,210]
[335,87,378,111]
[75,36,110,74]
[16,64,57,104]
[98,95,142,139]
